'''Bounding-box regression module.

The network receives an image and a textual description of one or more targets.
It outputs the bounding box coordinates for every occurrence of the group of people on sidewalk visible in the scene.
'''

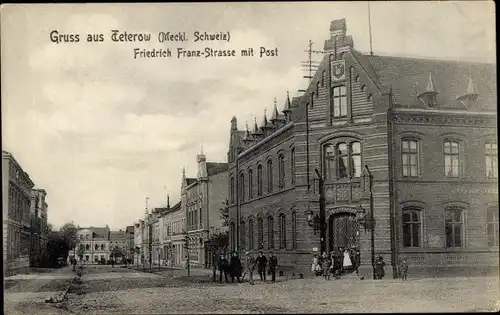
[217,251,278,285]
[311,247,362,280]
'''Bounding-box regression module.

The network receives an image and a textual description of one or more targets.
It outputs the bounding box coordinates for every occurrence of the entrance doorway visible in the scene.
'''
[328,212,359,253]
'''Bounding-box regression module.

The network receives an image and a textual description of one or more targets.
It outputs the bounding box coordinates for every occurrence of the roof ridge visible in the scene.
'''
[365,53,495,66]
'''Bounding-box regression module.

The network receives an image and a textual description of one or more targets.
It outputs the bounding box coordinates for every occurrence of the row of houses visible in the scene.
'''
[3,151,50,276]
[132,150,229,269]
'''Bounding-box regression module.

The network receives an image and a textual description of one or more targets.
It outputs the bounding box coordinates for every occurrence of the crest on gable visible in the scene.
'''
[331,60,346,83]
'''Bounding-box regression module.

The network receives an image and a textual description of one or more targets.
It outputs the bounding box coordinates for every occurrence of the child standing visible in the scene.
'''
[400,258,408,281]
[322,253,331,280]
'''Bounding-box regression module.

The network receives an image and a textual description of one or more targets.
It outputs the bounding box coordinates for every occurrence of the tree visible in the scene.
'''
[45,231,69,268]
[77,244,85,261]
[110,246,124,259]
[60,222,78,251]
[219,199,229,227]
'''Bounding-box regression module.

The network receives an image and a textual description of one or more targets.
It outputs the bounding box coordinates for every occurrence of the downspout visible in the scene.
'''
[387,95,398,278]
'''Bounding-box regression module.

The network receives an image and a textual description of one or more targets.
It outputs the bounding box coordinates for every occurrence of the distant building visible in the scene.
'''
[29,189,48,267]
[73,226,110,263]
[133,220,143,265]
[182,151,228,268]
[3,151,35,276]
[125,225,134,262]
[109,230,127,263]
[159,200,182,267]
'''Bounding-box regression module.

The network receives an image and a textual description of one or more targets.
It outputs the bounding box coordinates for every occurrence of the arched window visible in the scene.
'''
[267,160,273,193]
[279,214,286,249]
[278,154,285,189]
[487,206,499,247]
[445,209,464,248]
[292,211,297,249]
[258,218,264,249]
[240,221,246,249]
[86,244,90,250]
[101,244,105,250]
[95,244,98,250]
[248,169,253,199]
[402,209,421,247]
[240,173,245,201]
[323,140,362,179]
[248,219,254,250]
[268,216,274,249]
[291,148,296,184]
[230,176,234,203]
[485,142,497,178]
[332,85,347,118]
[257,165,263,196]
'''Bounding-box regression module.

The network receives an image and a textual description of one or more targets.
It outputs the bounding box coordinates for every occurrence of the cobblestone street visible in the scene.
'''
[59,266,500,314]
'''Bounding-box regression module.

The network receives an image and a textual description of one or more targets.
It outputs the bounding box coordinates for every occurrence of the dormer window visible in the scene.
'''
[418,71,438,107]
[457,77,479,108]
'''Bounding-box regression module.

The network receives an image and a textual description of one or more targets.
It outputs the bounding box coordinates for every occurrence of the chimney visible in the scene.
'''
[324,18,354,52]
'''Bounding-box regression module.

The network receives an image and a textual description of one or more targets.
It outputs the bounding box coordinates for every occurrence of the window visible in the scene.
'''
[86,244,90,250]
[291,148,296,184]
[291,212,297,249]
[267,160,273,193]
[485,142,497,178]
[278,154,285,189]
[268,216,274,249]
[332,85,347,117]
[444,140,461,177]
[445,209,463,248]
[316,82,320,96]
[487,206,499,247]
[101,244,105,250]
[337,143,348,178]
[95,244,98,250]
[230,177,234,203]
[321,70,326,86]
[351,142,362,178]
[279,214,286,249]
[257,165,263,196]
[402,209,421,247]
[240,173,245,201]
[240,221,246,249]
[248,169,253,199]
[324,144,335,179]
[248,219,254,250]
[402,139,419,177]
[258,218,264,249]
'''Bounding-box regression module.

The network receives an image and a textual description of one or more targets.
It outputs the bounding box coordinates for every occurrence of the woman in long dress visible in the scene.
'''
[343,249,353,272]
[311,254,320,276]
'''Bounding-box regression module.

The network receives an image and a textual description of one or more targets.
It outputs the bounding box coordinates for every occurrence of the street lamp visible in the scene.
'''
[305,207,320,235]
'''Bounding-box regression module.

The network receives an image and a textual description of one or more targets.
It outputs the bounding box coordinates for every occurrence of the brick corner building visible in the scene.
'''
[227,19,498,278]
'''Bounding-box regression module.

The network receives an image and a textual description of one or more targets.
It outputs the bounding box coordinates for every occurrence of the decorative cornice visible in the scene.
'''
[238,123,294,162]
[391,111,496,127]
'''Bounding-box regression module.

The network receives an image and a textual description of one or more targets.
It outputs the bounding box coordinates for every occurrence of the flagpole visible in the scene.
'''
[368,1,374,56]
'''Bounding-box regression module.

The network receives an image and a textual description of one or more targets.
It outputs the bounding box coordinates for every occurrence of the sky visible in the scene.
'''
[1,2,495,230]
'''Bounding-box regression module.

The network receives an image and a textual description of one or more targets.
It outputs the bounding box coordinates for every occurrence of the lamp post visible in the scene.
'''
[314,169,326,254]
[364,165,376,280]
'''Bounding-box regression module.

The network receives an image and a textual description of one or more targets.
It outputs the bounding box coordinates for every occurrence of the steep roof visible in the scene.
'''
[364,54,496,111]
[186,178,197,186]
[109,230,126,240]
[171,201,181,211]
[88,227,110,240]
[207,162,228,176]
[125,226,134,234]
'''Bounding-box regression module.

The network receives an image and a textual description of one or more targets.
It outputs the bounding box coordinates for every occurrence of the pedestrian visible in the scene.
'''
[229,251,243,283]
[322,253,331,280]
[256,251,268,282]
[375,256,386,280]
[342,249,352,273]
[354,249,361,275]
[268,252,278,282]
[330,253,339,279]
[311,254,320,277]
[244,252,256,285]
[217,254,229,283]
[337,247,344,274]
[400,258,408,282]
[111,258,115,268]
